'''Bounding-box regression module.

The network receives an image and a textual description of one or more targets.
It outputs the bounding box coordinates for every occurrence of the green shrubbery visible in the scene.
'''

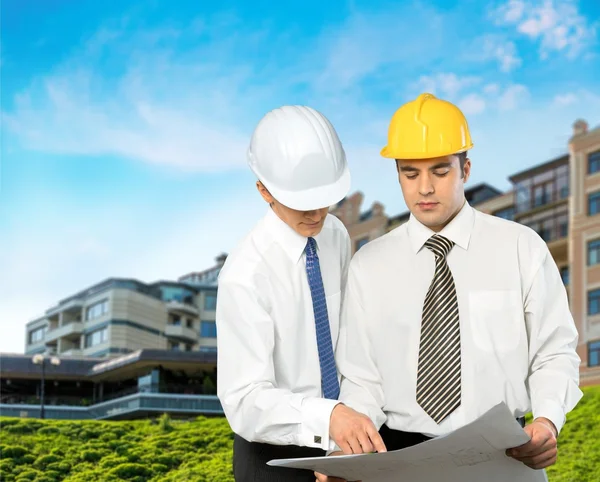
[1,385,598,481]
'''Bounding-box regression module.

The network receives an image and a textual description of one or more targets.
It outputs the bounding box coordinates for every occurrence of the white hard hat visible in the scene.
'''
[247,105,351,211]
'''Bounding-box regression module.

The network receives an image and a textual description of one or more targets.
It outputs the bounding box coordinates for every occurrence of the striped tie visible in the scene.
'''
[416,234,461,424]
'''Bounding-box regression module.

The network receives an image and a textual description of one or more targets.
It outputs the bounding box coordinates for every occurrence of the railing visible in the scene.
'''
[0,393,223,420]
[0,404,91,420]
[89,393,223,419]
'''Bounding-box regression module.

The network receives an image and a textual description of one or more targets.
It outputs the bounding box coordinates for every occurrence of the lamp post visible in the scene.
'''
[32,354,61,419]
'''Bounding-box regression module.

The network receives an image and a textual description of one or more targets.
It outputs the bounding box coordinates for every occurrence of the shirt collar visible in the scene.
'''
[264,207,321,263]
[407,200,474,254]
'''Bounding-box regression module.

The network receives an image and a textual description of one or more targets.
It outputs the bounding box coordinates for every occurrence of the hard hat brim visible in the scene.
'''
[260,164,351,211]
[380,143,473,160]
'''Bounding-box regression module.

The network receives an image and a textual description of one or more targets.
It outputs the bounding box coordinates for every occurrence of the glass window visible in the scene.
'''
[589,341,600,367]
[557,214,568,238]
[85,300,109,321]
[200,346,217,353]
[588,151,600,175]
[588,239,600,266]
[160,286,195,304]
[355,237,369,251]
[515,182,531,213]
[588,289,600,315]
[201,321,217,338]
[29,327,47,344]
[85,327,108,348]
[493,207,515,220]
[588,192,600,215]
[204,293,217,311]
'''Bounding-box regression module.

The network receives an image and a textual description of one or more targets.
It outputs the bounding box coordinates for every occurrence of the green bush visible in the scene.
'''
[2,446,28,459]
[107,463,153,479]
[34,454,60,469]
[0,385,597,481]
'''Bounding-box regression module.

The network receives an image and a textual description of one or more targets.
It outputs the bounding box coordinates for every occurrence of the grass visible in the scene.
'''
[1,385,598,481]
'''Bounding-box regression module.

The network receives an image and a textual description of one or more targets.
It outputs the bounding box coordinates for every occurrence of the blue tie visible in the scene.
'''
[305,237,340,400]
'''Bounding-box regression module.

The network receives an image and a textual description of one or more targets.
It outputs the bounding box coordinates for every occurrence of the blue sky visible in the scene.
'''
[1,0,599,353]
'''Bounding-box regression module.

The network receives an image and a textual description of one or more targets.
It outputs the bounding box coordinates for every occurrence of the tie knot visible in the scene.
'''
[424,234,454,258]
[306,237,317,256]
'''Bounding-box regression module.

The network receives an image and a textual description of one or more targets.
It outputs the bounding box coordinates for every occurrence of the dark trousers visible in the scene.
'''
[379,416,526,451]
[379,424,432,451]
[233,434,325,482]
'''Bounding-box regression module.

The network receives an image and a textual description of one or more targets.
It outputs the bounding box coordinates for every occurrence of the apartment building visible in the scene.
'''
[24,255,226,358]
[330,119,600,386]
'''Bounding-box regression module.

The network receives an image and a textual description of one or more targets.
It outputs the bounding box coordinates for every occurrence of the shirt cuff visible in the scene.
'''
[300,398,341,450]
[532,399,566,435]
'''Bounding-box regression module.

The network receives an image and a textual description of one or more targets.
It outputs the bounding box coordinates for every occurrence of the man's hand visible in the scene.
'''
[507,418,558,469]
[315,451,360,482]
[329,404,387,455]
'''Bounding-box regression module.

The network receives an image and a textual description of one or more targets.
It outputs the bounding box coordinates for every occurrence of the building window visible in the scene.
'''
[513,164,569,213]
[201,321,217,338]
[493,207,515,220]
[589,341,600,367]
[86,299,109,321]
[521,205,568,243]
[355,237,369,251]
[588,239,600,266]
[588,151,600,175]
[204,293,217,311]
[84,327,108,348]
[560,267,569,286]
[200,346,217,353]
[589,192,600,216]
[29,326,47,344]
[588,289,600,315]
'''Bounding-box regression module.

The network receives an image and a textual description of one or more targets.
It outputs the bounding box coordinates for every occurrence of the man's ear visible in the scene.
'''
[256,181,275,205]
[462,158,472,183]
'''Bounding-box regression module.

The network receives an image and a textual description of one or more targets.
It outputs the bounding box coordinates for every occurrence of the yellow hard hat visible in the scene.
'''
[380,93,473,159]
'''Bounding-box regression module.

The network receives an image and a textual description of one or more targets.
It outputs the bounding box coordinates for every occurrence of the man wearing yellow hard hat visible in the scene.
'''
[321,93,583,479]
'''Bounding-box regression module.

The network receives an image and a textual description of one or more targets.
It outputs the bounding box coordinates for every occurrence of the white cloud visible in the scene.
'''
[484,83,500,94]
[464,34,522,72]
[553,92,578,106]
[497,84,530,110]
[492,0,598,59]
[485,37,522,72]
[416,73,482,98]
[459,94,487,115]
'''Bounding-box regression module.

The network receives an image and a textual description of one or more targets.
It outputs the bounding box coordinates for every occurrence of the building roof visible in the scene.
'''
[0,349,218,382]
[508,154,569,183]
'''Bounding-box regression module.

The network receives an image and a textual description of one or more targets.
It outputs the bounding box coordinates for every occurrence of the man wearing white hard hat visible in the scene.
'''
[216,105,385,481]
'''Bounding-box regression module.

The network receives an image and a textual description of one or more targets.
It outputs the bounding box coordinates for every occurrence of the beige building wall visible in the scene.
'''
[569,121,600,386]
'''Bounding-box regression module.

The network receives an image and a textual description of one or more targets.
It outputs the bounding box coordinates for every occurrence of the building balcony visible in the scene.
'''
[164,324,198,342]
[44,322,84,343]
[166,300,199,317]
[46,298,84,318]
[60,348,83,356]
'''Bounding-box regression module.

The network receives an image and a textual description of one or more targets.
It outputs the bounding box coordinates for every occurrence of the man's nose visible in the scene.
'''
[419,173,434,195]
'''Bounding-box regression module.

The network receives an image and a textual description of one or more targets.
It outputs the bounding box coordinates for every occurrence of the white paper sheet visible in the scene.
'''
[268,402,548,482]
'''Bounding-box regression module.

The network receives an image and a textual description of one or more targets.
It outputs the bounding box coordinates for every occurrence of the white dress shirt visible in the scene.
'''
[216,207,351,450]
[336,201,583,438]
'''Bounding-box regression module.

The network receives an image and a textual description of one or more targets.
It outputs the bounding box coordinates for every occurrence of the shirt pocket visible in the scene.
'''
[468,290,523,353]
[325,291,342,346]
